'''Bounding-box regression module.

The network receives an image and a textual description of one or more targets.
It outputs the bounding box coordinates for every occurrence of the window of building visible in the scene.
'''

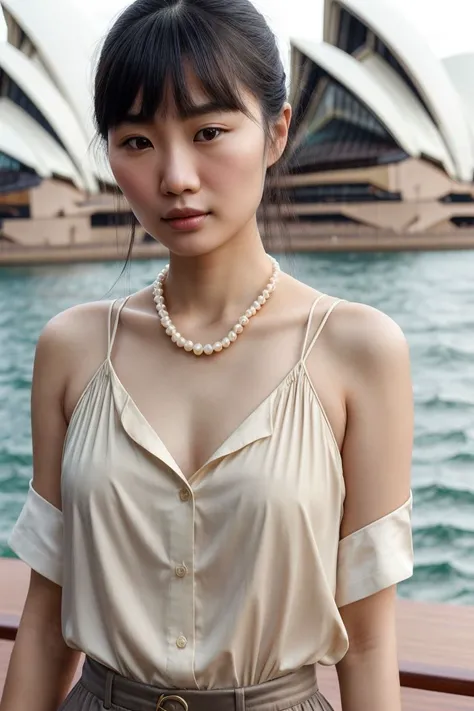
[90,212,137,228]
[295,213,362,224]
[288,183,402,203]
[450,216,474,227]
[0,151,40,195]
[337,9,368,56]
[0,204,30,219]
[440,193,474,203]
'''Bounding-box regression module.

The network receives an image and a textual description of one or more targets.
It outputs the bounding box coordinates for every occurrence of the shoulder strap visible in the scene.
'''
[300,294,327,361]
[107,297,131,360]
[302,298,347,364]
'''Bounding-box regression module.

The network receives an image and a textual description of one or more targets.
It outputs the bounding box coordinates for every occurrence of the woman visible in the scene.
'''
[1,1,414,710]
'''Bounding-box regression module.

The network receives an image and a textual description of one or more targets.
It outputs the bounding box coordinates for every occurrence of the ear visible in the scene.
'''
[266,103,292,168]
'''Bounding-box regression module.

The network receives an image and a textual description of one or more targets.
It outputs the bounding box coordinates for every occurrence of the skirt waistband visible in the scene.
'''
[81,657,320,711]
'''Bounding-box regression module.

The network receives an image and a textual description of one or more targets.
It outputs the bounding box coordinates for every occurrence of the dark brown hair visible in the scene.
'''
[94,0,292,265]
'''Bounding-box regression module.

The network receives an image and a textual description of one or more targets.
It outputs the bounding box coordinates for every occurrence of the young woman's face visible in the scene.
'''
[108,72,288,257]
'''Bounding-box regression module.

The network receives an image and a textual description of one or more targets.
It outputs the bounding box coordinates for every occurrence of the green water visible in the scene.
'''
[1,251,474,604]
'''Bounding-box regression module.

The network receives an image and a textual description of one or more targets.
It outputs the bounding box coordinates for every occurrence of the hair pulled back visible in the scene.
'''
[94,0,292,259]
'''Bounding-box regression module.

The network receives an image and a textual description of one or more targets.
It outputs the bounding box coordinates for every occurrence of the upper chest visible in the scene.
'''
[64,296,346,480]
[62,360,343,520]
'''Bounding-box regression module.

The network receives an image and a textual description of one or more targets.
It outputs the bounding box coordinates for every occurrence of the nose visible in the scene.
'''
[160,145,200,197]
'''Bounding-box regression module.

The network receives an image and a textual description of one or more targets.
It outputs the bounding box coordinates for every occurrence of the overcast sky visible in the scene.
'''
[1,0,474,60]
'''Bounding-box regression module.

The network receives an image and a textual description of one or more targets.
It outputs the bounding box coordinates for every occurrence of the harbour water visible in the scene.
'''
[1,250,473,604]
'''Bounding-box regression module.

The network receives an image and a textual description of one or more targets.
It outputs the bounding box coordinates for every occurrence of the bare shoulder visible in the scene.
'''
[37,300,113,361]
[323,298,409,365]
[33,300,120,399]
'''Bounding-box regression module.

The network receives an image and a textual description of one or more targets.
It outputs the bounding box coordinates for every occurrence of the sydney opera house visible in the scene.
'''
[1,0,474,254]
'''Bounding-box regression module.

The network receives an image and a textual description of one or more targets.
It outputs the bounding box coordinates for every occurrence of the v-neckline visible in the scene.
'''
[107,356,304,484]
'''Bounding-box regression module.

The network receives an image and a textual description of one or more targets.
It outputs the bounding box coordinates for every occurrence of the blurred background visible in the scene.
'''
[0,0,473,611]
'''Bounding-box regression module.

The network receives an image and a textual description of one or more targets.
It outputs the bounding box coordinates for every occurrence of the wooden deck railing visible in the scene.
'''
[0,614,17,642]
[1,613,473,699]
[399,660,474,697]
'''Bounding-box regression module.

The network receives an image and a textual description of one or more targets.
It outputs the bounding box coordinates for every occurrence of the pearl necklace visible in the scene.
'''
[153,256,280,356]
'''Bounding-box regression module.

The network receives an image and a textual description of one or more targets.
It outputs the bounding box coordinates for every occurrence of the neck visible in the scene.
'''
[163,225,272,328]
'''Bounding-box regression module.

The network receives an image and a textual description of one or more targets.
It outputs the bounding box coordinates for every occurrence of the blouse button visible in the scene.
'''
[179,488,191,502]
[176,635,187,649]
[175,564,187,578]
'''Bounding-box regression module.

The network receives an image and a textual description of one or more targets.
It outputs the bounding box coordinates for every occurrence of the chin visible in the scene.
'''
[167,237,228,259]
[151,225,233,259]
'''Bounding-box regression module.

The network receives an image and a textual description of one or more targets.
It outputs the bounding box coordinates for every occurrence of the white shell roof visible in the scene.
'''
[291,39,421,156]
[0,98,85,188]
[324,0,474,182]
[443,54,474,144]
[0,114,50,177]
[0,41,97,192]
[360,53,456,178]
[1,0,98,142]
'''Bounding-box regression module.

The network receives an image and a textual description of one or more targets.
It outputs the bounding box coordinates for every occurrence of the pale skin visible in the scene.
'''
[1,74,413,711]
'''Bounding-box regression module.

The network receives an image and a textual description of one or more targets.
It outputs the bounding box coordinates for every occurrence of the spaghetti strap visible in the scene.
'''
[302,298,347,364]
[300,294,327,361]
[107,297,132,360]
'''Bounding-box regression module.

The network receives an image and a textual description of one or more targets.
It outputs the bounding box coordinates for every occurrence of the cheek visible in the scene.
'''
[206,133,266,197]
[109,151,155,213]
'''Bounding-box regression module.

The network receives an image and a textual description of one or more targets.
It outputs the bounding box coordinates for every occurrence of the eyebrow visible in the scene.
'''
[120,101,237,125]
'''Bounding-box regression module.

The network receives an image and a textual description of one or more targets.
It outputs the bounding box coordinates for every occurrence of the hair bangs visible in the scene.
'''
[95,5,251,138]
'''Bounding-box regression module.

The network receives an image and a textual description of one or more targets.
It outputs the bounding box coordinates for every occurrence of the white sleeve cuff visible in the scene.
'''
[8,480,64,586]
[336,492,414,608]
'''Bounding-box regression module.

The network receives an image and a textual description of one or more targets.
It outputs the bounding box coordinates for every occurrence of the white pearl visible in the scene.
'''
[153,255,280,358]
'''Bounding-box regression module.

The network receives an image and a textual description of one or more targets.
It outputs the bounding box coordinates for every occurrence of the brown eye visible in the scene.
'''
[195,127,223,142]
[124,137,152,150]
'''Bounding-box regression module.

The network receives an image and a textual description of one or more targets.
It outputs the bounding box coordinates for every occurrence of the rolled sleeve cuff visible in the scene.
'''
[8,480,64,587]
[336,492,414,608]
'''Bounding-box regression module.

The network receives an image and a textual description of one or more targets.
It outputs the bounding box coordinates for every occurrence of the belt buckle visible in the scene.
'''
[156,693,189,711]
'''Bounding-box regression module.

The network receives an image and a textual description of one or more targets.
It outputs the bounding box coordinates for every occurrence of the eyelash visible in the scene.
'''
[122,127,226,150]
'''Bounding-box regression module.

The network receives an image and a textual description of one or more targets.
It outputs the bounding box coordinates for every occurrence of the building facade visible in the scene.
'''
[1,0,474,250]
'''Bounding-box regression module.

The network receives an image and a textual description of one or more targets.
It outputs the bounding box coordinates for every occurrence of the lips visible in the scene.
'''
[162,210,210,231]
[163,208,208,221]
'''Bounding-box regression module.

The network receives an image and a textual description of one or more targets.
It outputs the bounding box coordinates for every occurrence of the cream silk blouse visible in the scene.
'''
[9,296,414,689]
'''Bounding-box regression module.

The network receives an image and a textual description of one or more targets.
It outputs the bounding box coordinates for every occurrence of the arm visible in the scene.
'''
[1,319,81,711]
[334,305,414,711]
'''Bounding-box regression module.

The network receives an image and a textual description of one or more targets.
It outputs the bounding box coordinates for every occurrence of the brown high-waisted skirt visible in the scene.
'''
[59,657,335,711]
